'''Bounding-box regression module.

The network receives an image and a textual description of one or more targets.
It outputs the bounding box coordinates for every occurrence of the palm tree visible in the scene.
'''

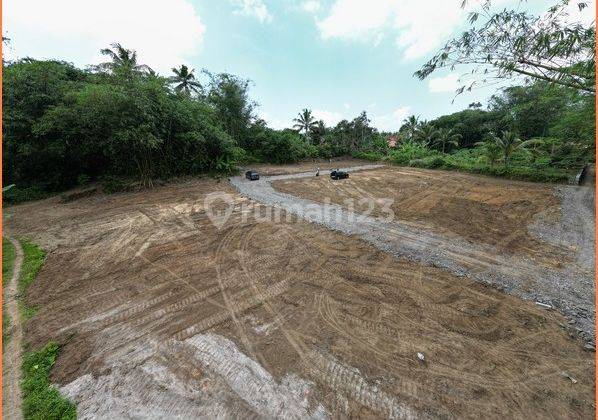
[474,139,502,166]
[170,65,202,96]
[97,43,152,76]
[414,122,439,146]
[401,115,420,140]
[311,120,327,144]
[293,109,318,142]
[488,130,536,166]
[433,128,461,153]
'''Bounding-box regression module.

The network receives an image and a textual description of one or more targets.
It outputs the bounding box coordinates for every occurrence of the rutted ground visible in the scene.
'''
[272,166,579,259]
[3,174,595,418]
[266,166,595,340]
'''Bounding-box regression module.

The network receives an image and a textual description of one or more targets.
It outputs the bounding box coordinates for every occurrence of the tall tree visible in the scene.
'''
[489,130,537,165]
[433,128,461,153]
[415,122,439,146]
[97,43,152,77]
[170,65,202,96]
[293,109,318,142]
[401,115,420,140]
[416,1,596,94]
[311,120,327,145]
[205,71,256,144]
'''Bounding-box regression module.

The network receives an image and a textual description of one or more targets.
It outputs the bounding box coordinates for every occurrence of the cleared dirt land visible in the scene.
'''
[274,166,564,259]
[4,167,595,418]
[271,166,595,337]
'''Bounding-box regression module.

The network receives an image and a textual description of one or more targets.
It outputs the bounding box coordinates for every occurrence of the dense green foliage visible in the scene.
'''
[22,342,76,420]
[3,58,241,191]
[2,41,594,197]
[384,142,572,183]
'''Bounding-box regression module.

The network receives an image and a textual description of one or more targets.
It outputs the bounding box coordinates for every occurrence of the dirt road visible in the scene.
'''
[3,173,595,418]
[3,237,23,420]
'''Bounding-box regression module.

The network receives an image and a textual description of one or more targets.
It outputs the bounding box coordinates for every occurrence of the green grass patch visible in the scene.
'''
[22,342,76,420]
[3,237,16,286]
[18,240,46,321]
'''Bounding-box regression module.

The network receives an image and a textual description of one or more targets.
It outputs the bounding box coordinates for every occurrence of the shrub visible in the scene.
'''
[352,151,385,161]
[101,176,133,194]
[409,155,446,168]
[385,142,438,165]
[3,186,49,205]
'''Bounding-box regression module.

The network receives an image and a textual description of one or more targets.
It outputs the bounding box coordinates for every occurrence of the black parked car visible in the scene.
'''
[245,170,260,181]
[330,170,349,180]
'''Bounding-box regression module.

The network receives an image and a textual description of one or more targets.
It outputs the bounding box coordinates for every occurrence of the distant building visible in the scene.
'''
[386,135,398,148]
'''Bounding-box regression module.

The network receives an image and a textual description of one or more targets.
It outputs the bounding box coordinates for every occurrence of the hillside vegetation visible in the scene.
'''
[3,42,594,202]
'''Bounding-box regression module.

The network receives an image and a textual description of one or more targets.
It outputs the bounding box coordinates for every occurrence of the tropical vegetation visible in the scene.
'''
[2,0,595,202]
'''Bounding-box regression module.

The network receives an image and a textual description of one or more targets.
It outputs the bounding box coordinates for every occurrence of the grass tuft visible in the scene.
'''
[3,237,16,286]
[22,342,76,420]
[18,240,46,321]
[3,237,16,343]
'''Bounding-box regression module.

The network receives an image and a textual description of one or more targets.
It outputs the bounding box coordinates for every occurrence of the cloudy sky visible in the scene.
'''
[3,0,594,130]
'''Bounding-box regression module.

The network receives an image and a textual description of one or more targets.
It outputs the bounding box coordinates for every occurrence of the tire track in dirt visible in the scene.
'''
[231,167,595,339]
[3,237,24,420]
[6,176,595,418]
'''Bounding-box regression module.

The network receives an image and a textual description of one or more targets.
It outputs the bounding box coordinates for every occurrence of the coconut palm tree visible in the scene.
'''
[401,115,420,140]
[170,65,202,96]
[414,122,439,146]
[433,128,461,153]
[474,139,502,166]
[311,120,327,144]
[97,43,152,76]
[488,130,537,166]
[293,109,319,142]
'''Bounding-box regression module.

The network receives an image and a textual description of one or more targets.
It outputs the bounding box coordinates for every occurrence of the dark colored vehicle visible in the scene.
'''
[245,170,260,181]
[330,170,349,180]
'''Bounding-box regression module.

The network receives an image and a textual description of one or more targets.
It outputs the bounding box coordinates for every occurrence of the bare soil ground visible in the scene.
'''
[273,166,563,261]
[2,237,23,420]
[241,157,374,176]
[3,174,595,418]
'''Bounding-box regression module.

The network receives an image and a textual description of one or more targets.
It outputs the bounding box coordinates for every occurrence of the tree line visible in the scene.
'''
[3,0,595,199]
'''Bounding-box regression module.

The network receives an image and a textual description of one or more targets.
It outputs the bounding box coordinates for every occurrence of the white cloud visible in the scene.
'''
[3,0,205,74]
[232,0,273,23]
[318,0,393,41]
[371,106,411,131]
[312,109,344,126]
[302,0,321,13]
[317,0,483,59]
[428,73,460,93]
[343,102,351,109]
[559,0,595,26]
[259,111,289,130]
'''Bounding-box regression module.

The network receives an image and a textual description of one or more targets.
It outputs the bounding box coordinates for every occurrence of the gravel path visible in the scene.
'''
[231,166,595,345]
